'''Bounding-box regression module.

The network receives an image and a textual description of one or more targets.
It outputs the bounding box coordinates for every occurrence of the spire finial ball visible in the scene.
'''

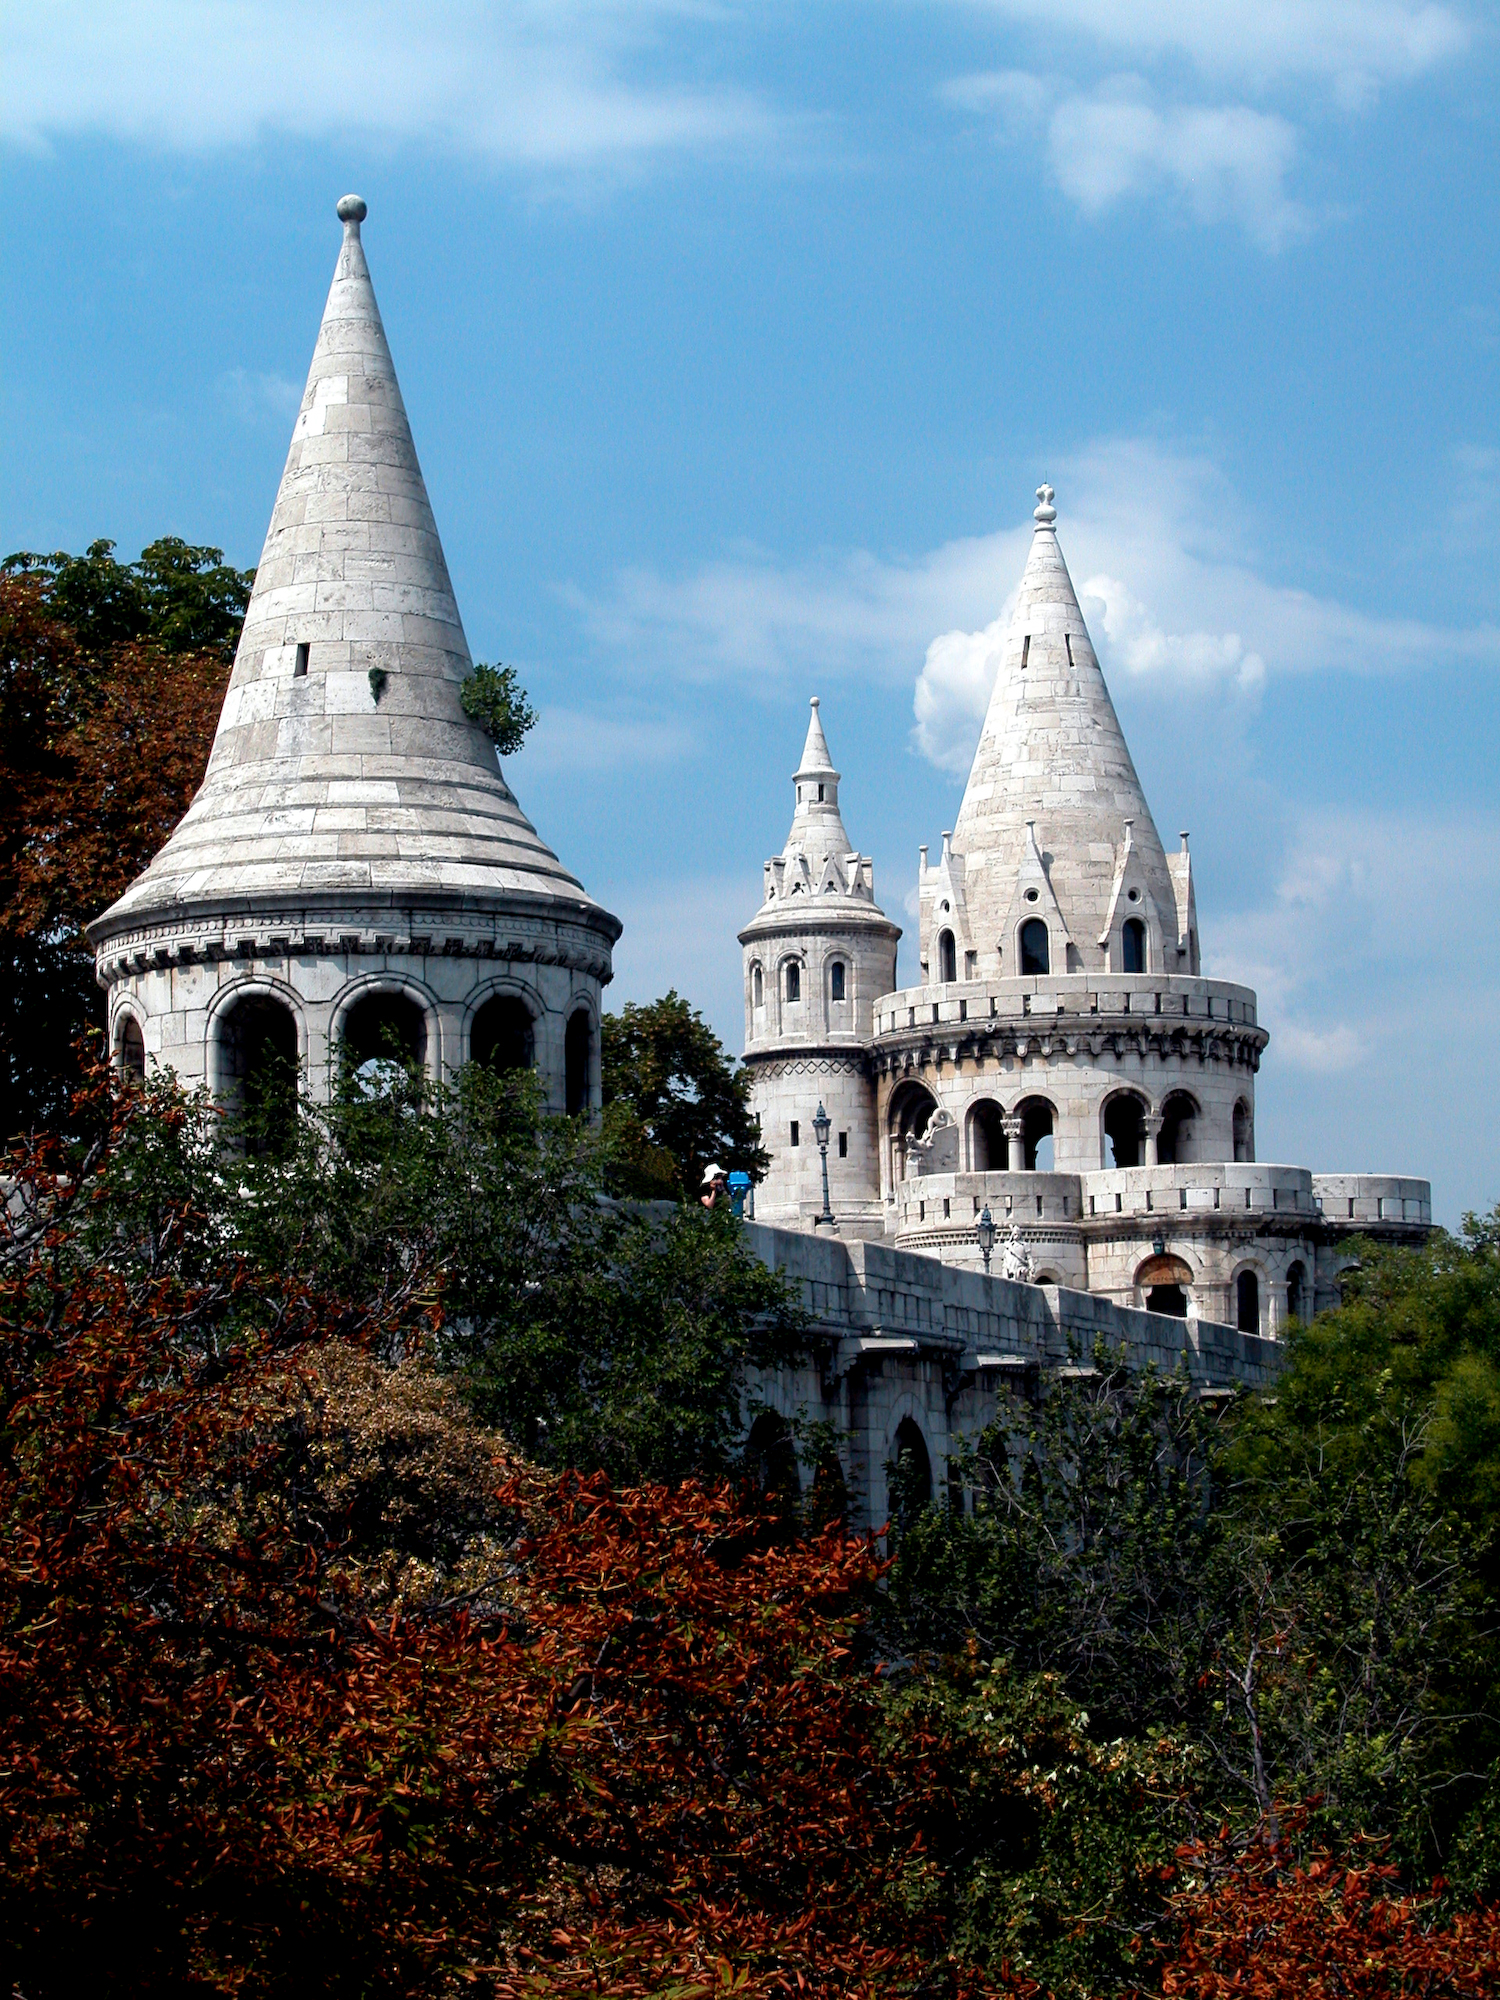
[336,194,368,225]
[1034,482,1057,526]
[810,695,820,709]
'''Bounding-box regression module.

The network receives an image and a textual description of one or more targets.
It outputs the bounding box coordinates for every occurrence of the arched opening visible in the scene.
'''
[1233,1099,1254,1164]
[565,1009,591,1116]
[116,1014,146,1081]
[968,1098,1006,1171]
[938,929,957,983]
[1122,917,1146,973]
[1158,1090,1200,1166]
[889,1416,933,1522]
[1103,1092,1147,1168]
[1237,1270,1260,1334]
[751,963,764,1008]
[1018,1095,1055,1172]
[1286,1260,1307,1327]
[218,993,299,1151]
[1137,1253,1193,1320]
[889,1080,939,1183]
[745,1410,800,1506]
[784,960,801,1004]
[471,994,534,1073]
[830,960,846,1003]
[342,990,427,1095]
[1019,918,1050,976]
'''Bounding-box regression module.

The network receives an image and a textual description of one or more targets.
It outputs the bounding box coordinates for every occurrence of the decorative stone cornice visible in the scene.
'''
[870,1013,1268,1076]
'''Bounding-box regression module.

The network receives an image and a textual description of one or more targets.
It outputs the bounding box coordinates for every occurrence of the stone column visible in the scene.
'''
[1002,1113,1026,1173]
[1143,1114,1163,1167]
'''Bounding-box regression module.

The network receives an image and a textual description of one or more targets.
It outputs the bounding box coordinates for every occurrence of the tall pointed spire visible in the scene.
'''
[947,486,1178,969]
[783,695,853,870]
[98,194,602,928]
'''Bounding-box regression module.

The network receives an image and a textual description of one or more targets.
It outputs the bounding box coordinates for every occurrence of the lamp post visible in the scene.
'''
[976,1202,996,1276]
[811,1100,833,1227]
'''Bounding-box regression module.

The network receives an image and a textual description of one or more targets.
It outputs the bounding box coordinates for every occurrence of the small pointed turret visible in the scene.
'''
[937,485,1181,977]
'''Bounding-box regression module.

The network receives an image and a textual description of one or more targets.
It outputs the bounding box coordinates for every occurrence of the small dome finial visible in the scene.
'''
[337,194,368,227]
[1034,482,1056,526]
[810,695,820,709]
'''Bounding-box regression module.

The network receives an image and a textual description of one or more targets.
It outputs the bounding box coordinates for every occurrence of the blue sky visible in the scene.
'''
[3,1,1498,1220]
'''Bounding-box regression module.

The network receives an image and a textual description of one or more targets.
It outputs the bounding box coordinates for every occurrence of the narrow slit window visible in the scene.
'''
[838,1131,848,1158]
[817,783,824,801]
[790,1120,800,1148]
[1020,634,1030,670]
[1065,632,1074,669]
[293,642,310,678]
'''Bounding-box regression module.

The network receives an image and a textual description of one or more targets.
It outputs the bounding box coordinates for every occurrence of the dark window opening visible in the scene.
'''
[785,961,800,1003]
[969,1099,1006,1172]
[1020,918,1050,977]
[470,994,534,1073]
[1158,1091,1198,1166]
[752,964,763,1006]
[938,929,957,983]
[1104,1094,1146,1169]
[1122,917,1145,973]
[1065,632,1075,669]
[564,1008,591,1116]
[817,783,824,801]
[745,1411,800,1505]
[1020,1097,1054,1173]
[889,1416,933,1523]
[220,993,299,1153]
[1020,634,1030,670]
[293,642,309,677]
[118,1015,146,1080]
[1147,1284,1188,1318]
[830,960,845,1002]
[1237,1271,1260,1334]
[1286,1261,1307,1326]
[790,1120,800,1148]
[1233,1100,1253,1164]
[837,1130,848,1158]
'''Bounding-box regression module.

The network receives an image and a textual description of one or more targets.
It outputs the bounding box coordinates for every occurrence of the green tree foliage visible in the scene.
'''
[601,989,768,1200]
[459,660,537,756]
[0,540,247,1135]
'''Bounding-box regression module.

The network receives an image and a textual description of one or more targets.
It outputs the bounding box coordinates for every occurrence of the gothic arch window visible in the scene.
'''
[1017,1095,1055,1172]
[471,994,534,1073]
[784,960,801,1004]
[116,1013,146,1081]
[830,960,846,1003]
[890,1416,933,1515]
[342,989,427,1095]
[751,963,764,1008]
[1122,917,1146,973]
[1233,1098,1254,1163]
[968,1098,1006,1172]
[564,1008,592,1116]
[745,1410,800,1503]
[1019,918,1050,976]
[1158,1090,1200,1166]
[1102,1091,1147,1169]
[1137,1252,1192,1319]
[1236,1269,1260,1335]
[1286,1260,1307,1326]
[938,929,957,983]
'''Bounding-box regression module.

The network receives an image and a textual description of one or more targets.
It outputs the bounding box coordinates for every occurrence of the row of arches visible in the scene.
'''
[115,982,595,1118]
[750,955,849,1008]
[933,916,1151,984]
[889,1079,1255,1174]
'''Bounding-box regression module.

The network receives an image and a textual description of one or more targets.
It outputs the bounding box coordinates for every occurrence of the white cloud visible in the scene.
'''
[218,367,303,423]
[953,0,1470,97]
[0,1,780,171]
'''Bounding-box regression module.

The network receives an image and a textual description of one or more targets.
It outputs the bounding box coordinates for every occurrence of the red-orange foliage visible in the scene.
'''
[1161,1837,1500,1998]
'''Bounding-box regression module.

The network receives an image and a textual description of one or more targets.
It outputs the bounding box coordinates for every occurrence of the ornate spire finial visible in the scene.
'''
[810,695,820,709]
[1034,482,1056,526]
[336,193,367,230]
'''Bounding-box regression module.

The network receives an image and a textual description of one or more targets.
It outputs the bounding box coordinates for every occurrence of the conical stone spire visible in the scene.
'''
[95,194,605,932]
[782,695,855,878]
[947,485,1178,969]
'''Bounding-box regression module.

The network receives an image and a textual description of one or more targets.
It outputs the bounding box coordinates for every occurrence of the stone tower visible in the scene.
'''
[89,196,620,1112]
[739,698,899,1232]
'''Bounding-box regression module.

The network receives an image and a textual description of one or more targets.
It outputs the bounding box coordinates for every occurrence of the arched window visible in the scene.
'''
[1158,1091,1199,1166]
[219,992,299,1152]
[1019,918,1050,976]
[751,963,764,1008]
[890,1416,933,1516]
[1018,1095,1054,1172]
[565,1009,591,1116]
[1122,917,1146,973]
[785,960,801,1003]
[1103,1092,1146,1169]
[471,994,534,1072]
[745,1411,800,1504]
[1233,1099,1253,1163]
[1286,1261,1307,1326]
[1237,1270,1260,1334]
[968,1099,1006,1172]
[830,960,846,1002]
[117,1014,146,1081]
[938,929,957,983]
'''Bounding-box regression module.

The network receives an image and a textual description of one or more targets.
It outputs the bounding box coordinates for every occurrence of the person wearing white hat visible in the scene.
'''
[700,1163,728,1209]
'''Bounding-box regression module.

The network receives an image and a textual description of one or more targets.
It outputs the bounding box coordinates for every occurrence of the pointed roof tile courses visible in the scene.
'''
[950,486,1177,961]
[94,196,614,941]
[743,698,895,931]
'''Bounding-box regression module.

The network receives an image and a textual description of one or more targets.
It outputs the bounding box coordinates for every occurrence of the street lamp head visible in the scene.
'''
[976,1204,996,1257]
[812,1100,831,1150]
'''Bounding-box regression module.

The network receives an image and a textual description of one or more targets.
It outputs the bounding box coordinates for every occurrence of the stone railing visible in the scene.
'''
[873,971,1261,1040]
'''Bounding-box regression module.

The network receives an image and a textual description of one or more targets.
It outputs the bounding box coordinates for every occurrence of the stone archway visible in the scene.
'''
[1135,1252,1194,1319]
